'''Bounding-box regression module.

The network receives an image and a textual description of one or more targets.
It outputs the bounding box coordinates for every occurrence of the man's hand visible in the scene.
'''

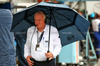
[26,56,34,66]
[45,52,54,60]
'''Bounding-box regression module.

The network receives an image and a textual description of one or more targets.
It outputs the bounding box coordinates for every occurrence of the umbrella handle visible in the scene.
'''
[46,51,50,61]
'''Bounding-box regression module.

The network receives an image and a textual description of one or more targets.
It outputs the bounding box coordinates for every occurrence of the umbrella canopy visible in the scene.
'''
[11,2,90,45]
[11,2,90,65]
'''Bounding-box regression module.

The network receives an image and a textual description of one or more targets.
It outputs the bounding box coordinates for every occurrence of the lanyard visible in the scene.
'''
[37,31,44,45]
[35,31,44,51]
[30,27,44,51]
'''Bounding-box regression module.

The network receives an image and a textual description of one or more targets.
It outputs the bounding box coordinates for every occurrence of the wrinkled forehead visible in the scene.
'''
[34,13,46,19]
[34,14,44,19]
[34,13,44,17]
[34,11,46,19]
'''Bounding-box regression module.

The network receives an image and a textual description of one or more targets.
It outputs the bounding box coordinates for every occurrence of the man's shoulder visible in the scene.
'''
[51,25,57,30]
[92,19,100,22]
[46,24,57,29]
[46,25,58,32]
[27,26,36,31]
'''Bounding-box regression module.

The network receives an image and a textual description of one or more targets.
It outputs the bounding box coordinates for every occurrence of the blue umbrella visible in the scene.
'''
[11,2,90,45]
[11,2,90,65]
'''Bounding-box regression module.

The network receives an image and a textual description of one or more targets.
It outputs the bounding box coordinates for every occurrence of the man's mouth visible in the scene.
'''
[36,24,39,26]
[36,24,38,26]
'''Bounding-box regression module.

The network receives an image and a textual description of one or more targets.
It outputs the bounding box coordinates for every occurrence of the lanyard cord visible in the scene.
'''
[37,31,44,45]
[31,27,36,45]
[31,27,44,45]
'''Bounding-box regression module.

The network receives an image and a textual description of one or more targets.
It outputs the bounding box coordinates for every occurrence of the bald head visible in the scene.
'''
[34,11,46,19]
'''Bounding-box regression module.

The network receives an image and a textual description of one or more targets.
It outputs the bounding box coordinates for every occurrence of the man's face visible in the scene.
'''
[34,14,45,29]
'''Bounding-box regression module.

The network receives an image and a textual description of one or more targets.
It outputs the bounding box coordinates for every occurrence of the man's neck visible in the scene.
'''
[37,25,46,32]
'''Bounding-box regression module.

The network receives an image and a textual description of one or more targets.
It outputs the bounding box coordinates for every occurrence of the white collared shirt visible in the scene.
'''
[92,19,100,32]
[24,25,61,61]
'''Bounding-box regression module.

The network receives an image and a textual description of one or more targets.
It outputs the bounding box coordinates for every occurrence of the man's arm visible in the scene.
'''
[24,28,31,58]
[24,28,35,66]
[45,27,62,60]
[51,27,62,58]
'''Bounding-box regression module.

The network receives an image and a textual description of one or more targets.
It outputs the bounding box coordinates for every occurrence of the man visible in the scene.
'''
[24,11,61,66]
[92,13,100,66]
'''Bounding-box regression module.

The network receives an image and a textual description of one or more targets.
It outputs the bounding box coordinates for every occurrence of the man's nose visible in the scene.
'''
[35,21,40,24]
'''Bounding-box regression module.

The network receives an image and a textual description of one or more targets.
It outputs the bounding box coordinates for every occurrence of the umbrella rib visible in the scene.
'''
[58,24,73,31]
[73,12,77,25]
[54,8,74,15]
[11,22,22,31]
[52,11,58,28]
[52,10,78,31]
[52,9,84,38]
[11,18,34,32]
[53,10,76,24]
[25,18,35,25]
[24,10,35,25]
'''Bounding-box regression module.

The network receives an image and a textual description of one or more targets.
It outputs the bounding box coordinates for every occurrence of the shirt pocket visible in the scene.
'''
[43,35,54,49]
[43,36,49,47]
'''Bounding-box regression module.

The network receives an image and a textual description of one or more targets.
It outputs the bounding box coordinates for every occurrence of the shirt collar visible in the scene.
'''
[36,25,47,32]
